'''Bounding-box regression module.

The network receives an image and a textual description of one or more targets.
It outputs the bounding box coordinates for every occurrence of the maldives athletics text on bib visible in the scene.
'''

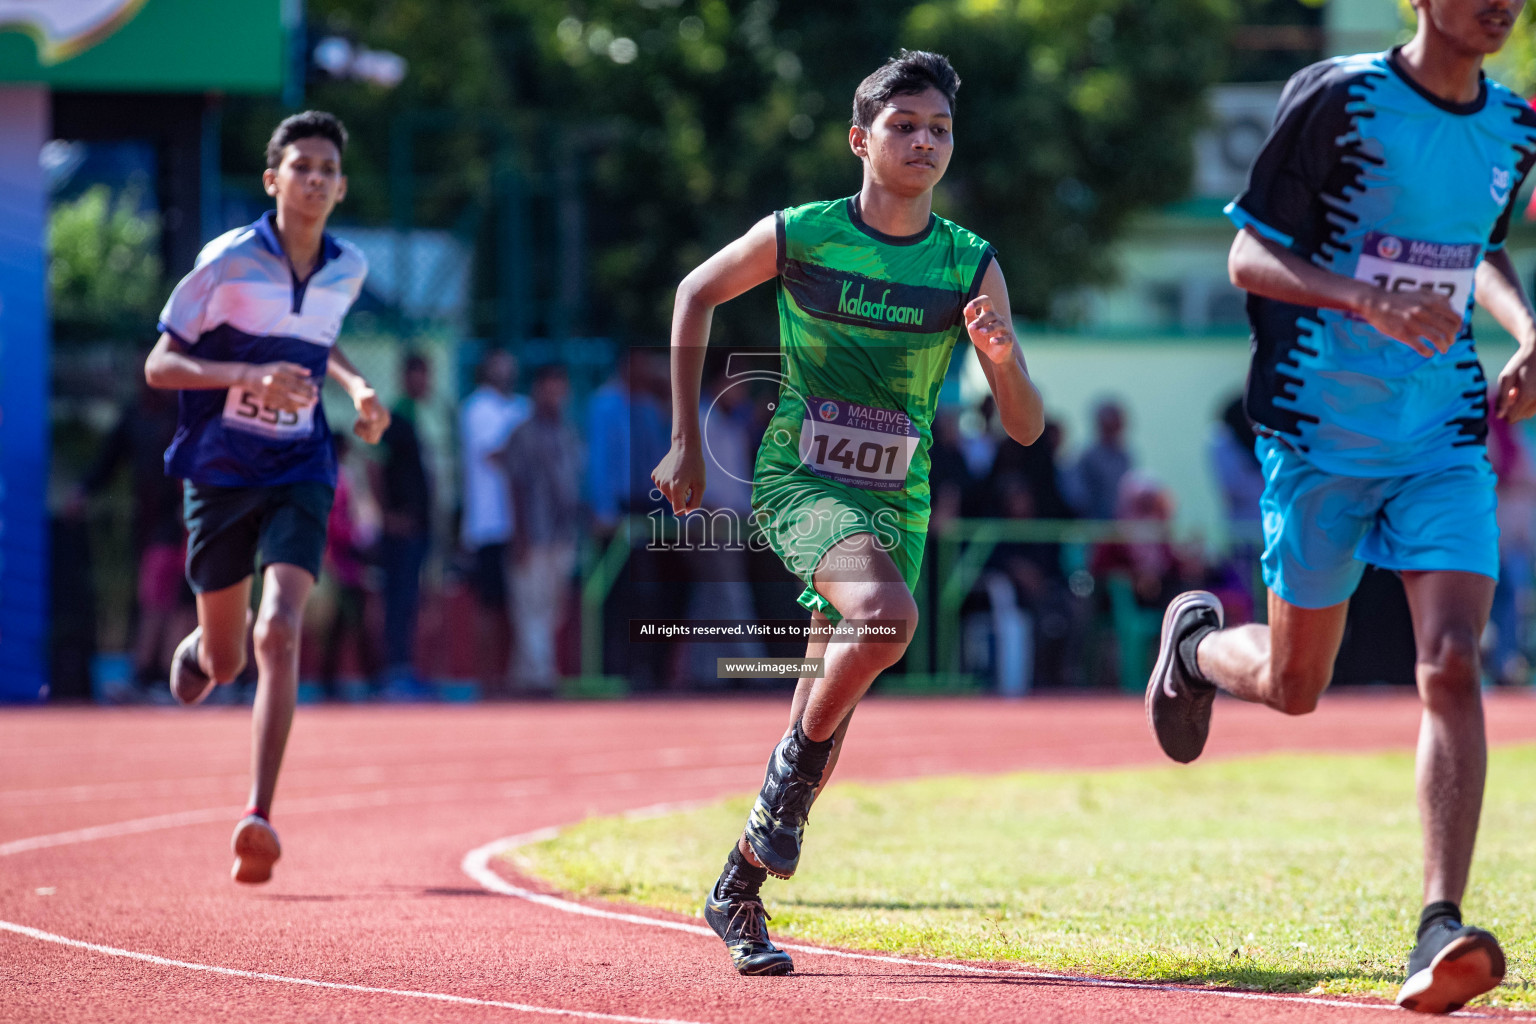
[799,396,920,491]
[1353,231,1479,311]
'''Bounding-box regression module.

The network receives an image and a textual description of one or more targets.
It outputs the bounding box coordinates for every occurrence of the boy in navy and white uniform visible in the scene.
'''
[146,110,388,885]
[1147,0,1536,1012]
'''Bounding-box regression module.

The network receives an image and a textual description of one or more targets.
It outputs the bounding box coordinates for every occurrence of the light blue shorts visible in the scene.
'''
[1257,437,1498,609]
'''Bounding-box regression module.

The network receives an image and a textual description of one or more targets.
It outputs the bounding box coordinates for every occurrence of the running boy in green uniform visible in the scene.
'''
[652,51,1044,975]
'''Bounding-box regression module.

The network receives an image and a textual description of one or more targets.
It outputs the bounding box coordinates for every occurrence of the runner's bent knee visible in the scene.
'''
[254,608,302,661]
[1267,663,1331,716]
[1417,626,1481,704]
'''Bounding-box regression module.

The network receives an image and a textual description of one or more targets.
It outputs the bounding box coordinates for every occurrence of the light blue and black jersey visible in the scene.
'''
[158,211,367,488]
[1226,47,1536,476]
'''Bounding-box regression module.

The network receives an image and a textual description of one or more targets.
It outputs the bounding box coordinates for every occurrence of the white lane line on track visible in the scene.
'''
[8,766,1531,1020]
[0,920,709,1024]
[463,827,1535,1021]
[0,787,472,857]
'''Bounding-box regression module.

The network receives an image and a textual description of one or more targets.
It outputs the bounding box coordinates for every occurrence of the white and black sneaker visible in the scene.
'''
[1396,918,1505,1013]
[1145,591,1223,764]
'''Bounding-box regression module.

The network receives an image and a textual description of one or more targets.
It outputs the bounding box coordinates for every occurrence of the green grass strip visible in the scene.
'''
[507,747,1536,1007]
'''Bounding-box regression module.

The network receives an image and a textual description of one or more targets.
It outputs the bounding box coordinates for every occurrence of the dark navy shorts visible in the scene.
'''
[183,480,335,594]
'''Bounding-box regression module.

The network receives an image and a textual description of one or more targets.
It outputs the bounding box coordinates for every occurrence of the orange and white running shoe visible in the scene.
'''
[231,814,281,885]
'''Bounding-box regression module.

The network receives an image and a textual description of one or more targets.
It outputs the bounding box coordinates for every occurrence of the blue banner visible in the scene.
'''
[0,87,51,701]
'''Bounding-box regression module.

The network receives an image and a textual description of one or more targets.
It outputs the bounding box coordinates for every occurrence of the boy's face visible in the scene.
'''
[850,86,954,198]
[535,375,569,414]
[263,136,347,223]
[405,364,431,400]
[1418,0,1523,54]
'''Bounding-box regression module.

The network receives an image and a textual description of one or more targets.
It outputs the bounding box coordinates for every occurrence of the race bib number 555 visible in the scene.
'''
[222,387,315,440]
[799,396,920,491]
[1353,232,1480,311]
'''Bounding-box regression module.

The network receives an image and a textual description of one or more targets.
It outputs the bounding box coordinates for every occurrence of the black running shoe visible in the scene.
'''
[1145,590,1223,764]
[1396,919,1505,1013]
[743,735,821,879]
[704,891,794,976]
[169,627,215,707]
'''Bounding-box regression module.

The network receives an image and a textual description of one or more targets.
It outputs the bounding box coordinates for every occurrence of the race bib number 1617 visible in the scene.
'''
[1353,231,1479,311]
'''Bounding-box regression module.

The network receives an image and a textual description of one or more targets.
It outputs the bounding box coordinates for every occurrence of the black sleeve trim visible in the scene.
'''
[775,210,787,276]
[1488,98,1536,250]
[965,246,997,303]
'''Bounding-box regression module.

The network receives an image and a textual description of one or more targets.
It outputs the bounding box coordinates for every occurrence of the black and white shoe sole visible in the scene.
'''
[1396,932,1506,1014]
[1143,591,1223,737]
[738,957,793,976]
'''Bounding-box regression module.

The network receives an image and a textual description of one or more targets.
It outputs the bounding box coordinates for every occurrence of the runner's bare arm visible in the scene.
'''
[966,260,1043,446]
[145,331,316,412]
[1229,226,1463,358]
[327,345,390,444]
[652,214,780,514]
[1476,249,1536,422]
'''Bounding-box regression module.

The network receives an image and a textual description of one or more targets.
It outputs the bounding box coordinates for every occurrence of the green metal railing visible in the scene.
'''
[563,515,1264,697]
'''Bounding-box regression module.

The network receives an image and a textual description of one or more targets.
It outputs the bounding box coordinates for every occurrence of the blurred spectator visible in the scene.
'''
[70,381,192,695]
[586,349,670,535]
[1208,395,1263,625]
[960,394,1001,480]
[1488,407,1536,686]
[372,351,435,695]
[590,349,682,689]
[1210,396,1263,525]
[500,364,583,692]
[1067,398,1133,520]
[929,407,973,532]
[459,349,530,695]
[318,432,380,699]
[1091,470,1198,608]
[987,419,1075,521]
[984,472,1088,690]
[684,364,765,683]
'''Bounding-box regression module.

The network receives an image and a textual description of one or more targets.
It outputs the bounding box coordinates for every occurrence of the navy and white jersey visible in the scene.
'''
[1227,48,1536,477]
[158,211,367,488]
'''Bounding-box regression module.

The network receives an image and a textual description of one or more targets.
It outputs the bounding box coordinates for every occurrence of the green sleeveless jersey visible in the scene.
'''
[752,196,995,522]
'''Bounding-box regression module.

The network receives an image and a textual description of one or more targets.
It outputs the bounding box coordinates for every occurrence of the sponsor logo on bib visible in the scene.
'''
[819,401,839,422]
[1375,235,1402,261]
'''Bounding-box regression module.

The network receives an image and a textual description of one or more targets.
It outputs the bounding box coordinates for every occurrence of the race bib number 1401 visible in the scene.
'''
[799,396,920,491]
[222,387,315,440]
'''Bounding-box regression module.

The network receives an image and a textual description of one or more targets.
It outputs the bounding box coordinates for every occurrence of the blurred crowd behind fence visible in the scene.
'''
[35,0,1536,701]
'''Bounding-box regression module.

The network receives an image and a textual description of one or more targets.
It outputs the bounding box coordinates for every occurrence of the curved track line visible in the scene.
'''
[463,830,1536,1021]
[7,712,1534,1023]
[0,920,710,1024]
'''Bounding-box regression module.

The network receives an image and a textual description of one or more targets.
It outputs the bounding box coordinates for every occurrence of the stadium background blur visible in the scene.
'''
[8,0,1536,703]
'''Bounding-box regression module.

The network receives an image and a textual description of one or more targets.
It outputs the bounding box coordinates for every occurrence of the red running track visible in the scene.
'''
[5,692,1536,1024]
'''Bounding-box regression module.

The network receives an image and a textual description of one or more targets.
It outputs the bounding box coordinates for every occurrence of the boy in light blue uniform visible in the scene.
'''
[146,111,388,885]
[1147,0,1536,1013]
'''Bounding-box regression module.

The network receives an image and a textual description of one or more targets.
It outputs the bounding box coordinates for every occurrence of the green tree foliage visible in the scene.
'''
[902,0,1234,320]
[252,0,1237,338]
[1487,5,1536,95]
[49,185,163,341]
